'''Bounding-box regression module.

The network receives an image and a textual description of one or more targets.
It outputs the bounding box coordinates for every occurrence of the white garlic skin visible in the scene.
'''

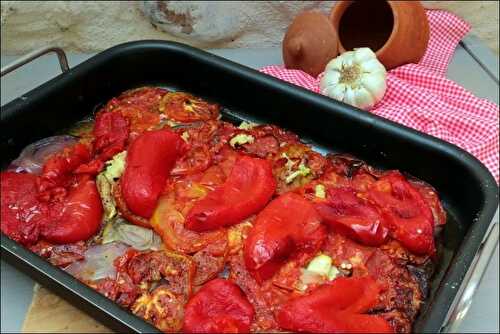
[320,48,387,110]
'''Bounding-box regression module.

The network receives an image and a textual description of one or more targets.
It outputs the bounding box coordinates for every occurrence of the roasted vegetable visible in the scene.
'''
[102,218,162,251]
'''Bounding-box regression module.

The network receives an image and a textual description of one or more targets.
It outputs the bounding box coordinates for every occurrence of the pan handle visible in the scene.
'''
[1,46,69,77]
[441,220,499,332]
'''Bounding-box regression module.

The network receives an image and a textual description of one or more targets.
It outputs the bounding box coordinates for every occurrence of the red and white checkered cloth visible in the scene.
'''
[261,10,499,182]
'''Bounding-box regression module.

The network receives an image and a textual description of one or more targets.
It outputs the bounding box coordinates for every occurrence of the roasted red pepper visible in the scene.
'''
[38,143,92,193]
[1,172,103,245]
[315,187,389,246]
[367,172,435,255]
[121,129,186,219]
[74,111,130,175]
[410,179,447,227]
[41,177,103,244]
[244,192,326,282]
[183,278,255,333]
[1,172,47,245]
[277,276,393,333]
[185,155,276,232]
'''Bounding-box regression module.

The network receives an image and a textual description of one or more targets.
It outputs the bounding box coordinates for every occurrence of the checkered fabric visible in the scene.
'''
[260,10,499,182]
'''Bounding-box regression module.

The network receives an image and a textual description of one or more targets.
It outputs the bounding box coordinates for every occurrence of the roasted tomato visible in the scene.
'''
[90,274,140,309]
[227,125,293,159]
[1,172,47,245]
[185,155,276,232]
[150,193,227,254]
[183,278,255,333]
[315,187,389,247]
[41,178,103,244]
[126,250,196,299]
[244,192,326,282]
[151,159,231,253]
[159,92,219,123]
[192,237,228,286]
[327,153,366,177]
[171,145,212,176]
[322,231,376,276]
[367,172,435,255]
[240,135,280,158]
[131,285,185,332]
[227,252,290,332]
[115,87,168,112]
[121,129,186,219]
[247,124,299,147]
[366,249,423,332]
[273,143,328,194]
[103,87,166,134]
[92,111,129,160]
[277,276,393,333]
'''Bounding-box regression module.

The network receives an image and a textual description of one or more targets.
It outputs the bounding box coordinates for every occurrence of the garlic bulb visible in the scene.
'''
[320,48,387,110]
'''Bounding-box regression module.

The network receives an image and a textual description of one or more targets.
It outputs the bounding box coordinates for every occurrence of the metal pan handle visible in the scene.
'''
[441,220,499,332]
[1,46,69,77]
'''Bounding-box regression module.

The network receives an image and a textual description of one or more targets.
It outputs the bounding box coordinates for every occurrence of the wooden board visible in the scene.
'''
[22,284,113,333]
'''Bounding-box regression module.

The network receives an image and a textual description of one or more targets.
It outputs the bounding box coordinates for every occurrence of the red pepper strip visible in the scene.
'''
[183,278,255,333]
[1,172,46,246]
[367,172,435,255]
[41,177,103,244]
[121,129,186,219]
[244,192,326,282]
[185,155,276,232]
[315,187,389,246]
[277,276,393,333]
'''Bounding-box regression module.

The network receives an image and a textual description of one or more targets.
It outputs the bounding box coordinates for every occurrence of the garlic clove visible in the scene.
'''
[361,75,386,101]
[353,86,375,110]
[360,58,386,74]
[343,88,357,106]
[330,83,348,101]
[322,70,341,85]
[339,51,356,67]
[322,84,340,101]
[353,47,377,63]
[325,57,343,71]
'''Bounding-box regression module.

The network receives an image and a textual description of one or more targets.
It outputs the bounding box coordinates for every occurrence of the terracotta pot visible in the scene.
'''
[283,11,339,77]
[330,0,429,70]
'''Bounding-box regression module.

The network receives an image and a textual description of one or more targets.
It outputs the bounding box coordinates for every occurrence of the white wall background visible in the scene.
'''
[0,1,498,55]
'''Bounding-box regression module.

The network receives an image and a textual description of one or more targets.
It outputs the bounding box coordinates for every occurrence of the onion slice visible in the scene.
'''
[9,135,78,174]
[65,242,129,281]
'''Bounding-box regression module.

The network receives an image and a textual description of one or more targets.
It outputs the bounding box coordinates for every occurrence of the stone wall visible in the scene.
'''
[1,1,498,55]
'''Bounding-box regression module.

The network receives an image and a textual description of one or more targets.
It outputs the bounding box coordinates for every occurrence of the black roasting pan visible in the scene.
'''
[1,41,498,333]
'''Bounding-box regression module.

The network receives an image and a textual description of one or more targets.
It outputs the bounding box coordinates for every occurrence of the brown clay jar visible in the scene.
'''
[283,11,339,77]
[330,0,429,70]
